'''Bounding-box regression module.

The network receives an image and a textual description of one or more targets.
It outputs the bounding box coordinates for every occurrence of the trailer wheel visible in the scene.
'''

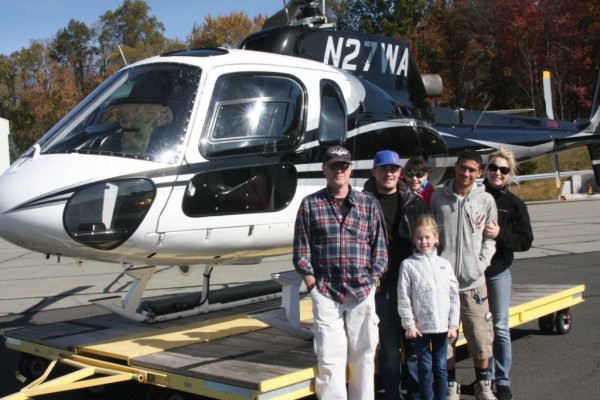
[538,313,555,334]
[555,308,572,334]
[18,354,49,381]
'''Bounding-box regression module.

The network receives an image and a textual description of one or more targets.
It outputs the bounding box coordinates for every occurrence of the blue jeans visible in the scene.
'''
[414,333,448,400]
[486,269,512,386]
[376,291,420,400]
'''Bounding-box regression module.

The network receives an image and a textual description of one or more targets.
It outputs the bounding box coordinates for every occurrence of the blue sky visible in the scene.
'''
[0,0,281,56]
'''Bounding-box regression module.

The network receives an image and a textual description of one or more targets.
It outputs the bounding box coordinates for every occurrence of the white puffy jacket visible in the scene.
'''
[397,249,460,333]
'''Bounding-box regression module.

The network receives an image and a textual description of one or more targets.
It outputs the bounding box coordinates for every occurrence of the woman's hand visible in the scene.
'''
[484,219,500,239]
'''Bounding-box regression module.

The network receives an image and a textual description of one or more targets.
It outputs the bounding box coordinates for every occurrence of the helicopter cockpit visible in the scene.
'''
[38,63,200,164]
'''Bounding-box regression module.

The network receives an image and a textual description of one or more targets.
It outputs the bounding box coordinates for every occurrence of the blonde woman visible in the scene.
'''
[483,147,534,400]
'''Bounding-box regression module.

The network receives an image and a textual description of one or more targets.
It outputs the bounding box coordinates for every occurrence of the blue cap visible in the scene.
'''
[373,150,401,168]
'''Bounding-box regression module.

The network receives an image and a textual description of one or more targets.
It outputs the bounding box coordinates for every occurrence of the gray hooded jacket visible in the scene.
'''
[431,181,497,291]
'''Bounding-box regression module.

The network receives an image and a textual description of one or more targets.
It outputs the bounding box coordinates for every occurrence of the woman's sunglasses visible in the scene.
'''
[488,163,510,175]
[405,171,425,179]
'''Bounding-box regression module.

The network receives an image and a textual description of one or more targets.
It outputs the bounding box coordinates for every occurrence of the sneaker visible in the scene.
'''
[447,381,460,400]
[474,380,497,400]
[495,385,513,400]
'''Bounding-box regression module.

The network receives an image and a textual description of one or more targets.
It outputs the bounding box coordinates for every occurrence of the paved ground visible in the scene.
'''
[2,197,599,318]
[1,197,600,399]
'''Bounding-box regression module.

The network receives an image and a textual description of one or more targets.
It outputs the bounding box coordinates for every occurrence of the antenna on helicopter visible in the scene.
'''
[263,0,334,30]
[118,45,128,66]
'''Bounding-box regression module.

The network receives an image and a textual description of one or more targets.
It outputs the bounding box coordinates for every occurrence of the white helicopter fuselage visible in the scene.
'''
[5,26,594,271]
[0,49,377,266]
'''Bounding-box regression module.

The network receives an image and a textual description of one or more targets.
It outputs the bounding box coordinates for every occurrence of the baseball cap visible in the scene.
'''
[323,145,352,165]
[373,150,401,168]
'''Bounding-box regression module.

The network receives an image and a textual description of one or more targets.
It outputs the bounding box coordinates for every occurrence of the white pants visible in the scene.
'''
[310,289,379,400]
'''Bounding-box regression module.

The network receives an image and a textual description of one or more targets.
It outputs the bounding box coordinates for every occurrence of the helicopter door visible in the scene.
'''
[155,71,306,251]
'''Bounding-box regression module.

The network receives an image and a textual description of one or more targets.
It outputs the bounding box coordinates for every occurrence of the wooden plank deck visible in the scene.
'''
[3,283,585,399]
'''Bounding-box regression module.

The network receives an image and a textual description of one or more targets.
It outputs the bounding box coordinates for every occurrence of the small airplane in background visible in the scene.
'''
[0,0,598,326]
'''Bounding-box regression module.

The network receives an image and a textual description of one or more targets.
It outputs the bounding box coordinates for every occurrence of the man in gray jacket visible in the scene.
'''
[430,150,498,400]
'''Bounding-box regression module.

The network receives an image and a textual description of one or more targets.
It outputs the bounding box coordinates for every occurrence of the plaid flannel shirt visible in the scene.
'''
[293,186,388,303]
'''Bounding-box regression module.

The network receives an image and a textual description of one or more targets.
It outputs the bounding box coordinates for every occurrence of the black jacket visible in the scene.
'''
[484,179,534,278]
[363,177,428,292]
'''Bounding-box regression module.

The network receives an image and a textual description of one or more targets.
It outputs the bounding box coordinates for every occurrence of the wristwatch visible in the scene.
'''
[374,277,381,287]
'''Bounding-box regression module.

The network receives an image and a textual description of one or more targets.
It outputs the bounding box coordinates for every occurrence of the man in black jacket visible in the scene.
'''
[363,150,428,400]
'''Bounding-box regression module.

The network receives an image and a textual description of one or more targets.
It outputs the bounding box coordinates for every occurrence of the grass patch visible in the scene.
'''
[511,179,562,202]
[510,147,592,202]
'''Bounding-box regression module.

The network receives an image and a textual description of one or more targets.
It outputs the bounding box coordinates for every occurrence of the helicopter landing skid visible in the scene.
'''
[248,270,314,340]
[91,263,280,323]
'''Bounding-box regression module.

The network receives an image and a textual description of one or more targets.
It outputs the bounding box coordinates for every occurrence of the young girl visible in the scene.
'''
[397,215,460,400]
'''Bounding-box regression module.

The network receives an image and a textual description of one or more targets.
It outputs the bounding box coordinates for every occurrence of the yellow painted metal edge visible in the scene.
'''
[450,284,584,348]
[69,355,168,387]
[258,366,316,392]
[0,357,138,400]
[4,338,70,361]
[509,298,584,327]
[166,371,258,400]
[259,384,315,400]
[509,285,585,315]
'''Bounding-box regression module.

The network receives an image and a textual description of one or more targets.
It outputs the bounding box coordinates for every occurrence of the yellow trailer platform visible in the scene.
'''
[2,283,585,400]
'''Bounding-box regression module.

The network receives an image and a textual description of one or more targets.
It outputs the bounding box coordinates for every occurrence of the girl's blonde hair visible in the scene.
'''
[412,214,439,239]
[485,146,518,184]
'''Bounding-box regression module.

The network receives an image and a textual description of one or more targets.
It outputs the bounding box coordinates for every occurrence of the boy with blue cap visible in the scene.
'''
[363,150,428,400]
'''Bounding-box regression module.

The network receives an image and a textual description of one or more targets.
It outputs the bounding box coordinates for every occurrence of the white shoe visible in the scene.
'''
[474,379,497,400]
[447,381,460,400]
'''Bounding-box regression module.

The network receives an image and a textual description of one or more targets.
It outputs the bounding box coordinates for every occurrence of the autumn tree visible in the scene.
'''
[51,19,98,93]
[414,0,491,108]
[97,0,166,74]
[476,0,598,119]
[5,42,63,152]
[190,12,266,48]
[326,0,361,31]
[3,0,599,158]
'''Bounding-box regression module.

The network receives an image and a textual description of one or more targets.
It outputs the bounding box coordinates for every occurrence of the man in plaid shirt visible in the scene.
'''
[293,145,388,400]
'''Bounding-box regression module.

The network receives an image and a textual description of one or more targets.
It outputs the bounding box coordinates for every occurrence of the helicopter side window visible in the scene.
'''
[318,80,347,145]
[182,164,297,217]
[201,74,304,157]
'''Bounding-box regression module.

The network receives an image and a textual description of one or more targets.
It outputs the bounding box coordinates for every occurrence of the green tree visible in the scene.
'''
[97,0,166,74]
[190,12,266,48]
[331,0,427,39]
[51,19,98,93]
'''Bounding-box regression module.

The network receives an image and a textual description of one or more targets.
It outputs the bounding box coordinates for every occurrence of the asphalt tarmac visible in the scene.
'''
[1,198,600,399]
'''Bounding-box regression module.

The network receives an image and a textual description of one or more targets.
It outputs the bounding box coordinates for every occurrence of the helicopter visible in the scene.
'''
[0,0,598,325]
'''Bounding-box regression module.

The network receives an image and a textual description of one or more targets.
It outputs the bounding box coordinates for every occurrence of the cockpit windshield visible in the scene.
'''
[39,63,200,164]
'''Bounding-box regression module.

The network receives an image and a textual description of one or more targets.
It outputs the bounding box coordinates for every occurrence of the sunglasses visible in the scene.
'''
[405,171,425,179]
[488,163,510,175]
[327,162,351,171]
